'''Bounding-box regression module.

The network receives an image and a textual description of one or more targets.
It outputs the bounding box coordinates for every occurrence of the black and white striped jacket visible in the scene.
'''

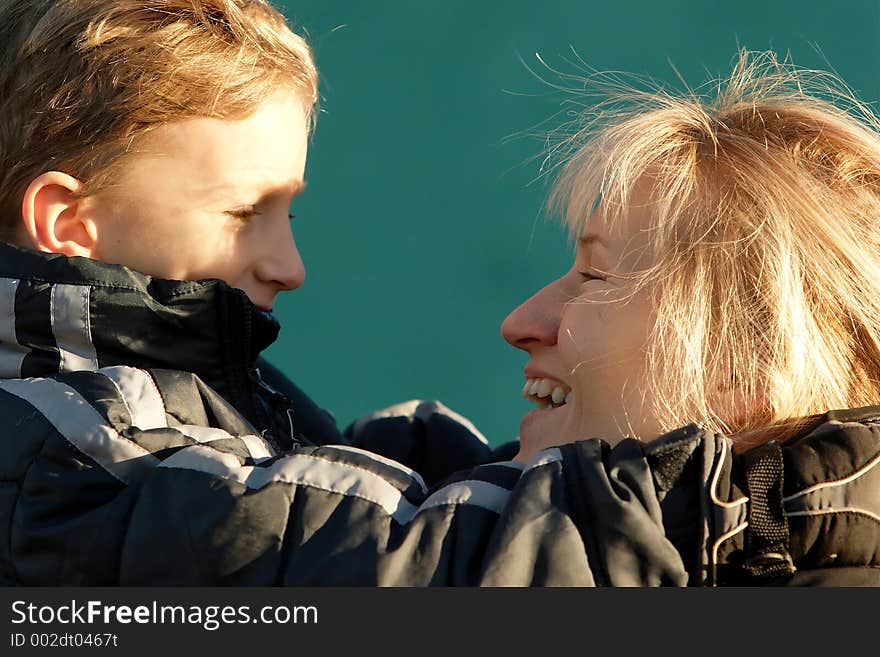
[1,242,878,585]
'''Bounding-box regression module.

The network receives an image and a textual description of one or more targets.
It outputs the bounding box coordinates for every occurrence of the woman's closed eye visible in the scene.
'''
[578,268,605,282]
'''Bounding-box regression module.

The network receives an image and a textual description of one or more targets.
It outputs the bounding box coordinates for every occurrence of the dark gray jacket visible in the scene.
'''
[0,243,877,585]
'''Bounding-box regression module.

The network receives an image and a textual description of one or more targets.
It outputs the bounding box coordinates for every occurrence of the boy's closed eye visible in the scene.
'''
[224,207,298,222]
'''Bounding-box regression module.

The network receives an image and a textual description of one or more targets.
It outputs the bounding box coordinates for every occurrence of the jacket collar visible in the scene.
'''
[0,241,279,413]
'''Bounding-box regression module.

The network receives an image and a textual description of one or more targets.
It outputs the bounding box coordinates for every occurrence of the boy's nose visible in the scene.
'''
[258,224,306,291]
[501,281,562,351]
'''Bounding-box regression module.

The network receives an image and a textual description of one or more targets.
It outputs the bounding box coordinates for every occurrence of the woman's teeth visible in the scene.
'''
[522,377,572,409]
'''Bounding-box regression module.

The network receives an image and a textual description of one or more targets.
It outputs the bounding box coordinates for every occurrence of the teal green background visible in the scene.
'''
[265,0,880,445]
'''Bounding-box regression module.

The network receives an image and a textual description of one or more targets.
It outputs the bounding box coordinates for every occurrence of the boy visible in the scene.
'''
[0,0,697,586]
[1,0,498,480]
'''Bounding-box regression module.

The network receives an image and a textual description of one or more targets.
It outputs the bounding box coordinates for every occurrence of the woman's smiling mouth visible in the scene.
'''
[522,377,572,409]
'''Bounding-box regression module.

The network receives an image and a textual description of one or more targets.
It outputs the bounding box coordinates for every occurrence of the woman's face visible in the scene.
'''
[502,196,663,463]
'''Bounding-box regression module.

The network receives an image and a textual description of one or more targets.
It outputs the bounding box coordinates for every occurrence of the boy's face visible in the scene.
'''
[85,89,309,311]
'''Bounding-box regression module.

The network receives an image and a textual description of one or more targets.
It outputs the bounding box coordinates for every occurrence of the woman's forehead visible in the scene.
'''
[580,203,654,270]
[582,202,646,245]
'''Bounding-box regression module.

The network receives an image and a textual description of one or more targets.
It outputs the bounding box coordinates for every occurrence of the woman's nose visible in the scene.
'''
[501,282,562,351]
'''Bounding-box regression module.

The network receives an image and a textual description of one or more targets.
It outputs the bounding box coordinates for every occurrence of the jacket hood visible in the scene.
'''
[636,404,880,585]
[0,241,280,414]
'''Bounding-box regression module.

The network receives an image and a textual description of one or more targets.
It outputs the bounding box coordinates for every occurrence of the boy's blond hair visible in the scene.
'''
[548,50,880,448]
[0,0,317,239]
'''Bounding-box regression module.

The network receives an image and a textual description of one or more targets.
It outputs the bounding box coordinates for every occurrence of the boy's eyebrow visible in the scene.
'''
[255,179,307,197]
[217,179,307,200]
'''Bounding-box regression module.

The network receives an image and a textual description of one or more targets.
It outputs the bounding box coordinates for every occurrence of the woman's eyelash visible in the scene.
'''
[579,271,600,281]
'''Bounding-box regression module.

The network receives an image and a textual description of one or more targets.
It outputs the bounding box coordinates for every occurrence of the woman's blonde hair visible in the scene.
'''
[0,0,318,239]
[547,49,880,447]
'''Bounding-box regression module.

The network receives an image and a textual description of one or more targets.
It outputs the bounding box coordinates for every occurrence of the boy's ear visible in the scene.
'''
[20,171,100,258]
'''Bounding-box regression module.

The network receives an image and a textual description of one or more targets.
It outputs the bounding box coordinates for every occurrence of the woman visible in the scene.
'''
[502,50,880,584]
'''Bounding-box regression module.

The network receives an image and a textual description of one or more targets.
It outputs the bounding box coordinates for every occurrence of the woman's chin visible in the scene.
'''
[517,402,573,460]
